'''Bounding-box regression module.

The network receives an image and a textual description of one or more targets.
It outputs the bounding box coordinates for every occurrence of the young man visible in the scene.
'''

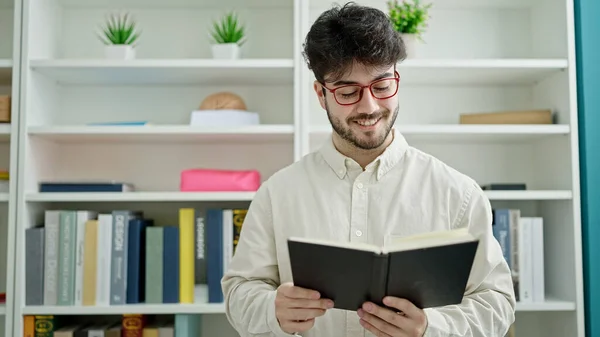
[221,3,516,337]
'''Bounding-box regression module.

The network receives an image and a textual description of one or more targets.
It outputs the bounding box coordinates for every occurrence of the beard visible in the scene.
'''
[326,100,399,150]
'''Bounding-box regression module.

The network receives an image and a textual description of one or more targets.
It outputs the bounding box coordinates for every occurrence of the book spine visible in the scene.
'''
[194,213,206,285]
[74,212,89,306]
[179,208,195,303]
[145,227,163,303]
[34,315,55,337]
[43,211,60,305]
[122,314,145,337]
[25,228,45,306]
[126,219,151,303]
[206,209,224,303]
[96,214,112,306]
[162,226,180,303]
[82,220,98,306]
[57,210,76,305]
[369,253,389,307]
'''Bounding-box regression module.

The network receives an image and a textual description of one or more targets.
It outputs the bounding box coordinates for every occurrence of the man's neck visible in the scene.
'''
[332,131,394,169]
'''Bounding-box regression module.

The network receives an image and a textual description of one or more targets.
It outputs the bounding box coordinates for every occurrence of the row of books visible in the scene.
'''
[491,208,545,302]
[23,313,200,336]
[25,207,247,306]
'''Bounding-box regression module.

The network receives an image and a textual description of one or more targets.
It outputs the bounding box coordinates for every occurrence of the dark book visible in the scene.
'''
[481,183,526,190]
[287,228,479,311]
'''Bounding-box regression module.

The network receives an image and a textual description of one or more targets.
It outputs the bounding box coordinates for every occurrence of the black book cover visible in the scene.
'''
[287,230,479,311]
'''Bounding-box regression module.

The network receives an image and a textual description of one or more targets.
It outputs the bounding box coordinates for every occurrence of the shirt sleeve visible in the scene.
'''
[423,182,517,337]
[220,181,294,337]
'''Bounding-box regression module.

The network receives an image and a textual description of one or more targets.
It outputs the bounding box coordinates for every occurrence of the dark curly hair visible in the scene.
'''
[302,2,406,84]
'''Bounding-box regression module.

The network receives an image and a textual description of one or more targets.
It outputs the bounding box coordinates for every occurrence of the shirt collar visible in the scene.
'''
[319,128,408,180]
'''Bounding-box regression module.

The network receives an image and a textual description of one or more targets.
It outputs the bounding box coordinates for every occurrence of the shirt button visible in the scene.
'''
[355,230,363,237]
[357,183,363,189]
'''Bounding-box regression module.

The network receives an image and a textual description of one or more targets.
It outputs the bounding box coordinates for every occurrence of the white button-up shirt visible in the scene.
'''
[221,128,516,337]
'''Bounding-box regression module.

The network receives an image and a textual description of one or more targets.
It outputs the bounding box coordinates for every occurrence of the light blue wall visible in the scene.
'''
[574,0,600,335]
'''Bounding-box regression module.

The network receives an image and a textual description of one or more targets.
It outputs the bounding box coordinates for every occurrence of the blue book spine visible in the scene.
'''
[493,209,511,269]
[39,183,131,192]
[206,209,224,303]
[163,226,180,303]
[126,218,152,304]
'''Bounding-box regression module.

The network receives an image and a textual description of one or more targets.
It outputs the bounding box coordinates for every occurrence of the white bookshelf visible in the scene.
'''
[5,0,585,336]
[1,0,22,337]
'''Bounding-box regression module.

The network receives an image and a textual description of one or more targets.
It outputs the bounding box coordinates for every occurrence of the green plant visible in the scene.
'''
[98,12,141,45]
[210,11,246,45]
[387,0,432,39]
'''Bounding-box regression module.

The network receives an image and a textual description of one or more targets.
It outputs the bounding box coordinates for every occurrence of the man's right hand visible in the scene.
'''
[275,282,335,334]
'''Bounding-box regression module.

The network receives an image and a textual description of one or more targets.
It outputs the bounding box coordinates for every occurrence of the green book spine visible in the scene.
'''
[145,227,164,303]
[57,211,77,305]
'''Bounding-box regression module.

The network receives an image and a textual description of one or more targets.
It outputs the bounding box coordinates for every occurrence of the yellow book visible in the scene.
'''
[82,220,98,306]
[23,315,34,337]
[179,208,195,303]
[142,327,159,337]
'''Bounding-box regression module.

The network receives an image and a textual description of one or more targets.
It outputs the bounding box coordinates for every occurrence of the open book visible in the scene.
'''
[287,228,479,311]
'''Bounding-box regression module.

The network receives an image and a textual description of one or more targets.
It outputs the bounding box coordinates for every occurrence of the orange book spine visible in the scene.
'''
[122,314,145,337]
[23,316,34,337]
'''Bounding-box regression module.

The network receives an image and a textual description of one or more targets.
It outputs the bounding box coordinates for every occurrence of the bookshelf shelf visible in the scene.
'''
[29,59,295,85]
[484,190,573,200]
[28,125,295,144]
[0,304,5,315]
[22,303,226,316]
[23,191,570,203]
[515,299,576,312]
[396,59,568,85]
[0,59,11,85]
[25,191,255,202]
[311,124,570,143]
[19,299,576,316]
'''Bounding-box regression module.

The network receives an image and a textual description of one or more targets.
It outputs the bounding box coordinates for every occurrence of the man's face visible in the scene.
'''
[314,63,399,150]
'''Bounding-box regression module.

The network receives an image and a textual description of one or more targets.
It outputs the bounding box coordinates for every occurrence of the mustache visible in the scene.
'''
[348,111,388,122]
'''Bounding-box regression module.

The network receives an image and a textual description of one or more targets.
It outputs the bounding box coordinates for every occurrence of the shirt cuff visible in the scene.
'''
[423,308,450,337]
[266,290,298,337]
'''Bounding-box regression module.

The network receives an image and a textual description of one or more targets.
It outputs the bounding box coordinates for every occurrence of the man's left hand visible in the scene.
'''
[358,297,428,337]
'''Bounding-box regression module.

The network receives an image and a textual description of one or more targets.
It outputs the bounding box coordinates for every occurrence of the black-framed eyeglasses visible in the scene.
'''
[321,71,400,106]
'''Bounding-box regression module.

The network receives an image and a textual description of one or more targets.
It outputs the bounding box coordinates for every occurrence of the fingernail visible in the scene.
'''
[364,303,373,312]
[357,309,364,317]
[327,301,334,308]
[313,292,321,299]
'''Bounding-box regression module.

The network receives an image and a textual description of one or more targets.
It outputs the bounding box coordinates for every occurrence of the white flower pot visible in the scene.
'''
[401,34,418,59]
[105,45,136,60]
[211,43,241,60]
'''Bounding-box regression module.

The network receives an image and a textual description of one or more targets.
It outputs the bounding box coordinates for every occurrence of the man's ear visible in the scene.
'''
[313,80,326,110]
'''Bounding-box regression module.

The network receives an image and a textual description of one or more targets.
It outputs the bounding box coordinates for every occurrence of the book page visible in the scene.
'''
[384,228,476,253]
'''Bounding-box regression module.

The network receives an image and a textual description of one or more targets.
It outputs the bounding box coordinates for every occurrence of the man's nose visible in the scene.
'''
[356,88,379,114]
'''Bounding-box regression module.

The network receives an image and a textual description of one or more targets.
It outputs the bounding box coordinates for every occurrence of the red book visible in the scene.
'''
[122,314,145,337]
[0,292,6,303]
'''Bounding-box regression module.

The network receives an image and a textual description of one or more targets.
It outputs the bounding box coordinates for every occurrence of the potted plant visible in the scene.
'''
[97,12,141,60]
[387,0,432,58]
[209,11,246,59]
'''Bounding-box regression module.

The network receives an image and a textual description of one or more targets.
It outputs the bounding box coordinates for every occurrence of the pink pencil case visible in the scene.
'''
[180,168,261,192]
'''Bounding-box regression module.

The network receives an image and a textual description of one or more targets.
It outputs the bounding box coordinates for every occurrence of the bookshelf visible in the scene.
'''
[4,0,585,337]
[1,0,22,336]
